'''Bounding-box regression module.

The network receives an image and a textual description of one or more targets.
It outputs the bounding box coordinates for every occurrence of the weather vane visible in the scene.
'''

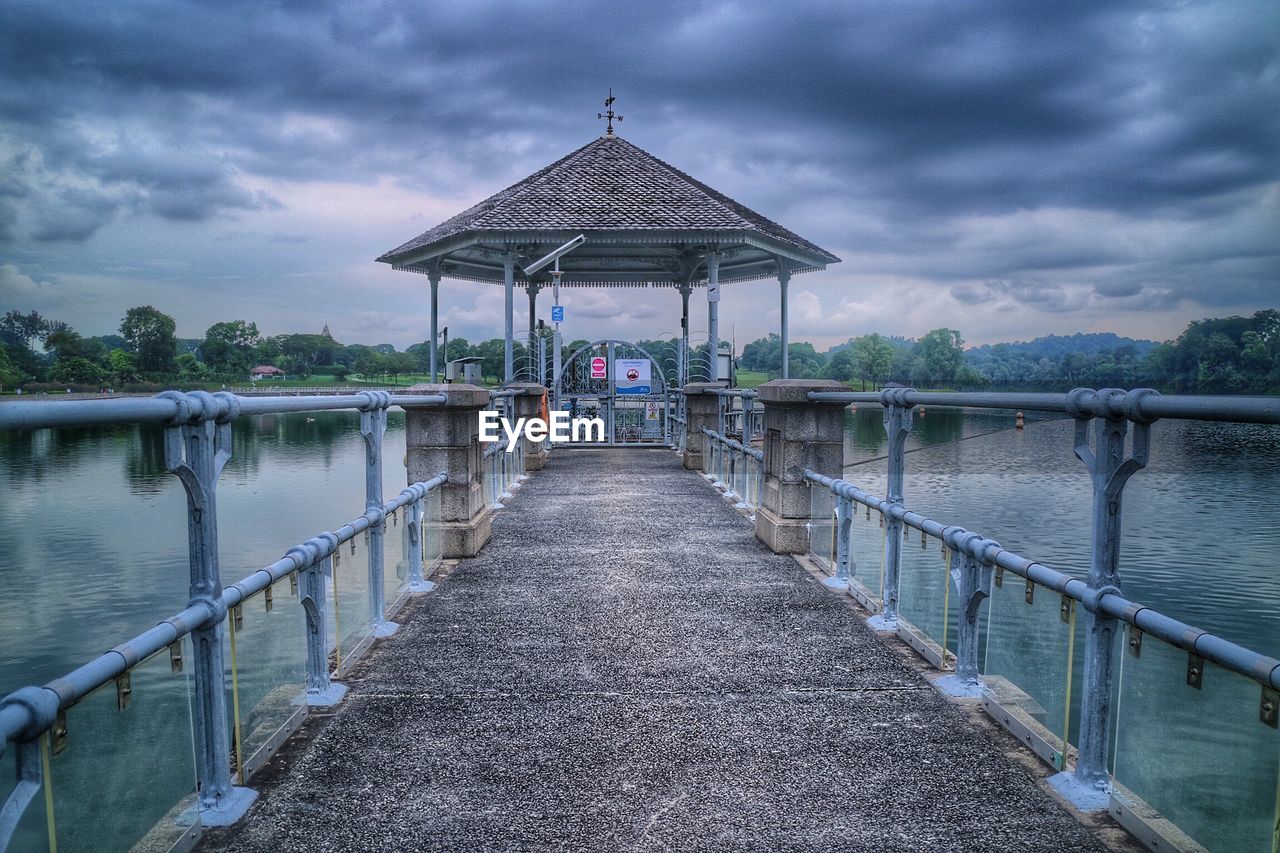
[597,88,623,136]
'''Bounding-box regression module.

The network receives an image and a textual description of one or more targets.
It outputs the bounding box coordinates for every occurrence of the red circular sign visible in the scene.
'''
[626,368,640,381]
[591,357,606,369]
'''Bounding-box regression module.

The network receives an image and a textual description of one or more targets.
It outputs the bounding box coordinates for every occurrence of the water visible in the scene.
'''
[2,408,1277,851]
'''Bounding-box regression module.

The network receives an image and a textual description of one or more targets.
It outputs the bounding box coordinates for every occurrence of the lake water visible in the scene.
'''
[1,407,1276,851]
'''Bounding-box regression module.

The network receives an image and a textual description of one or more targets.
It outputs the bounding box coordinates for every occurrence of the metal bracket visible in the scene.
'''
[1025,578,1035,605]
[116,672,132,711]
[1059,595,1072,624]
[289,572,299,596]
[921,529,927,549]
[1186,653,1204,690]
[232,605,244,631]
[263,584,274,612]
[1127,627,1142,658]
[1262,688,1279,729]
[169,641,184,673]
[51,712,68,755]
[995,565,1004,588]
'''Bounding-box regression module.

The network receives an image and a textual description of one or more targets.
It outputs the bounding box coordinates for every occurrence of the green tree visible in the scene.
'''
[50,356,106,385]
[0,310,49,350]
[120,306,178,374]
[175,352,208,380]
[913,328,965,387]
[108,349,138,384]
[201,320,260,374]
[0,342,21,388]
[852,333,894,389]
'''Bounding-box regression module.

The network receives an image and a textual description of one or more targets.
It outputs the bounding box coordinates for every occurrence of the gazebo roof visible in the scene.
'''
[377,134,839,288]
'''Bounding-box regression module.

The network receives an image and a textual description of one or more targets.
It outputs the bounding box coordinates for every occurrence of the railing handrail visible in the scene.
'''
[0,391,448,432]
[802,468,1280,691]
[0,472,449,751]
[702,426,763,462]
[806,387,1280,425]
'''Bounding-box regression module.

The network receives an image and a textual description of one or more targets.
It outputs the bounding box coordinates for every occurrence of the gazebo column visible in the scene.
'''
[503,255,515,383]
[527,283,540,344]
[778,264,791,380]
[428,268,441,382]
[706,251,720,383]
[679,282,691,386]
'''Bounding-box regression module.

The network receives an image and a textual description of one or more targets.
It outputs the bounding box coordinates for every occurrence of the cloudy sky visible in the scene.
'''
[1,0,1276,351]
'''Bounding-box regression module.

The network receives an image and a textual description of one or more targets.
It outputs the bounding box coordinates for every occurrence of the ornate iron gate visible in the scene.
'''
[555,340,671,446]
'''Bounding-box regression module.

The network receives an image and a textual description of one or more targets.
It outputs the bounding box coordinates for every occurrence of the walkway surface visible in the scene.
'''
[206,448,1106,852]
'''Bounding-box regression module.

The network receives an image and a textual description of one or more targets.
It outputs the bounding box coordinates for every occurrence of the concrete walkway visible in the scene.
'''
[206,448,1107,852]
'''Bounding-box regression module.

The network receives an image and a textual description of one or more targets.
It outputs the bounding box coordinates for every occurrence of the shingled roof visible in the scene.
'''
[377,135,839,287]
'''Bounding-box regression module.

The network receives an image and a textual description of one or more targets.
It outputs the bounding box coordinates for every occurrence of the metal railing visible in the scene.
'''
[0,390,449,852]
[700,427,764,517]
[801,386,1280,851]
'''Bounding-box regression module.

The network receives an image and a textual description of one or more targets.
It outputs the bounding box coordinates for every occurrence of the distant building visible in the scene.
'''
[250,365,286,382]
[321,323,333,339]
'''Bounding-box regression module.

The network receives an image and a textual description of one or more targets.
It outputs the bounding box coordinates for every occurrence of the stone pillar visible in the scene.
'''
[682,382,721,472]
[754,379,847,554]
[505,381,549,471]
[403,383,492,558]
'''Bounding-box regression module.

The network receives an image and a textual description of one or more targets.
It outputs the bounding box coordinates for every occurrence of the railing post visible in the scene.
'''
[1051,388,1158,810]
[403,383,494,558]
[158,391,257,824]
[681,383,720,472]
[405,494,435,593]
[357,391,396,638]
[936,529,994,697]
[754,379,847,554]
[299,544,347,706]
[871,387,915,630]
[505,383,548,471]
[823,493,852,590]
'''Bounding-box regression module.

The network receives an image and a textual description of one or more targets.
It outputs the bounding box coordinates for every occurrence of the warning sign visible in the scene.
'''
[615,358,651,395]
[645,401,661,421]
[590,356,607,380]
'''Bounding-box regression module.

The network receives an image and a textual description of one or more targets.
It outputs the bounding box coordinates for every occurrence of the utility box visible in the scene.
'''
[446,357,484,384]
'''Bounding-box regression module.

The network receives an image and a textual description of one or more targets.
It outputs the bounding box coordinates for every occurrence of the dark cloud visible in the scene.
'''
[0,0,1275,340]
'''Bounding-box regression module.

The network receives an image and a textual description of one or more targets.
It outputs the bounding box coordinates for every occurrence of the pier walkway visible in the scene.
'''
[205,448,1106,851]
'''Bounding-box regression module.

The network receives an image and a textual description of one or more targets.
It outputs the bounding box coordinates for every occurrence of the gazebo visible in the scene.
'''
[376,109,839,388]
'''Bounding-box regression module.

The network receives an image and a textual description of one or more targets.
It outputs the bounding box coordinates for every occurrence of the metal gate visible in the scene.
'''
[555,340,671,446]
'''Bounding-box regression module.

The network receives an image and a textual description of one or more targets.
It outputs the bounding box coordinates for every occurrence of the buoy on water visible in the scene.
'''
[1015,411,1025,430]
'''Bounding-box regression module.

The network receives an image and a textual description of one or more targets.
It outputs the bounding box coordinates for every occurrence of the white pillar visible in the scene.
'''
[503,256,515,383]
[778,265,791,379]
[428,269,441,382]
[706,251,720,383]
[679,283,691,386]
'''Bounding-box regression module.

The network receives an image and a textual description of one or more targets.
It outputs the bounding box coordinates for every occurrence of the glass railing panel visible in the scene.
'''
[897,532,952,658]
[982,574,1078,769]
[807,483,835,569]
[47,638,198,852]
[384,509,410,614]
[1113,628,1280,852]
[1,733,52,852]
[226,576,306,783]
[331,534,373,674]
[423,488,443,570]
[848,503,885,600]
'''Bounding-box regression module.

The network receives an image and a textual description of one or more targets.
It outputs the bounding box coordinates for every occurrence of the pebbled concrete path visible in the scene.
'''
[205,448,1106,852]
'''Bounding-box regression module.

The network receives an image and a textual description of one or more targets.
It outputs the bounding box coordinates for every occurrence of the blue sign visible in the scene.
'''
[551,306,564,323]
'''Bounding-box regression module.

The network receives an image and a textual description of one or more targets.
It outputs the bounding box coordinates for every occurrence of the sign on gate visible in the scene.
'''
[551,305,564,323]
[615,359,651,395]
[590,356,607,379]
[645,401,661,421]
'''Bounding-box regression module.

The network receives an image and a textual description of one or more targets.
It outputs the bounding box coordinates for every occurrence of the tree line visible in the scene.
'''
[739,310,1280,394]
[2,304,1277,395]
